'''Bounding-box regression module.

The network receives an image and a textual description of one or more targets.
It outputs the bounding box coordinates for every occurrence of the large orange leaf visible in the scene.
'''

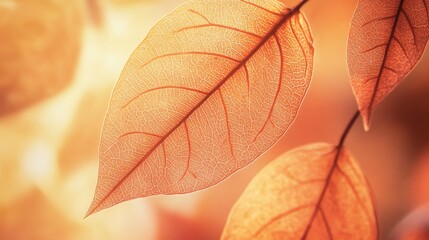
[348,0,429,130]
[87,0,313,215]
[0,0,84,116]
[221,143,378,240]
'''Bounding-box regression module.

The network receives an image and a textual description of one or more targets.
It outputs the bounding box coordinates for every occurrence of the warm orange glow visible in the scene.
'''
[1,0,429,239]
[21,140,57,187]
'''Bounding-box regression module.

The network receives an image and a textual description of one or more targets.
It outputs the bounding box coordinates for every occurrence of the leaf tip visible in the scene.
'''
[363,118,371,131]
[361,108,372,131]
[84,203,97,219]
[85,196,103,218]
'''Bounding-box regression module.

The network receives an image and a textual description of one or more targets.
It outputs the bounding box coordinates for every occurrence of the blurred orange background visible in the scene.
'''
[1,0,429,239]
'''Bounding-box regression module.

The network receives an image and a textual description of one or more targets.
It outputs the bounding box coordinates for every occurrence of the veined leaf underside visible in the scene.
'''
[88,0,313,215]
[348,0,429,129]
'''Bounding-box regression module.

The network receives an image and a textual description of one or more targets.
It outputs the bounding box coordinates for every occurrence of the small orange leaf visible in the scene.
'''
[221,143,378,240]
[0,0,84,116]
[87,0,314,215]
[348,0,429,130]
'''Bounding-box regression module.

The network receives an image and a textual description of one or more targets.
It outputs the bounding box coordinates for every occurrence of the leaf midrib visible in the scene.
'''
[87,0,308,215]
[367,0,406,114]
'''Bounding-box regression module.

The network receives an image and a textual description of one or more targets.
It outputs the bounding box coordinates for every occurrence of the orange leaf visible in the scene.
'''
[0,0,84,116]
[221,143,378,240]
[87,0,314,216]
[347,0,429,130]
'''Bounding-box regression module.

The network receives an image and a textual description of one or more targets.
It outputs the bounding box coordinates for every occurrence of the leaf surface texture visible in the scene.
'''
[87,0,314,215]
[348,0,429,129]
[221,143,378,240]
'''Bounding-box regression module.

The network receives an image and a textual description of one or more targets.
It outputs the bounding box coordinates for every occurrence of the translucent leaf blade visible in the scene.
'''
[348,0,429,130]
[221,143,378,240]
[87,0,314,216]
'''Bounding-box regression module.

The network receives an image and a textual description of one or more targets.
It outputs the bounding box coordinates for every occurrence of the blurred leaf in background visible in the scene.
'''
[391,206,429,240]
[0,0,84,116]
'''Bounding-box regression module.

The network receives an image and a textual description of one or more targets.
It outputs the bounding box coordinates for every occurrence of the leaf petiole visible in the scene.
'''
[300,110,361,238]
[337,110,360,150]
